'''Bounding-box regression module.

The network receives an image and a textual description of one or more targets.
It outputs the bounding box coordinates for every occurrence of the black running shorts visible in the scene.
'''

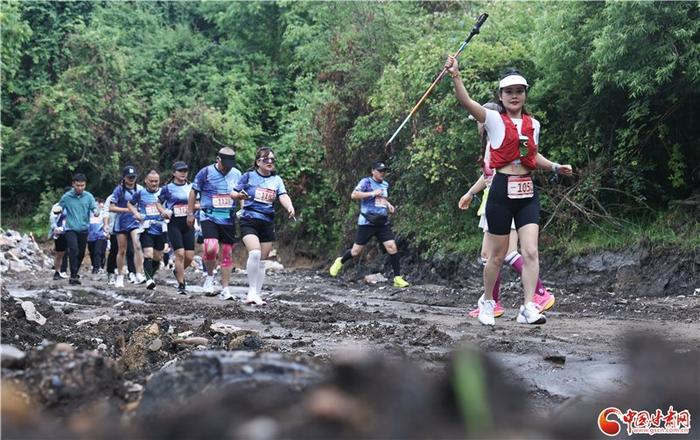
[354,224,395,246]
[485,172,540,236]
[200,220,237,244]
[167,217,195,251]
[239,217,276,243]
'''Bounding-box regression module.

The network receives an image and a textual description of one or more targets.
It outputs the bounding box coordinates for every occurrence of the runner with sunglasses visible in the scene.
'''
[231,147,295,306]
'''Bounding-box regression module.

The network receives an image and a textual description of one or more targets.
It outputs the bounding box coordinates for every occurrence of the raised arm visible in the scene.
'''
[444,56,486,123]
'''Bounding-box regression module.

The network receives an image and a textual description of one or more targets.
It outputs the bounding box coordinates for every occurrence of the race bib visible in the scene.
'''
[145,203,159,216]
[507,176,534,199]
[254,187,276,204]
[212,194,233,208]
[89,215,102,224]
[173,204,188,217]
[374,196,388,208]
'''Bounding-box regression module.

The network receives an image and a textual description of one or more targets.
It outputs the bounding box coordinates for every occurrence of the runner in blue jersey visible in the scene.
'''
[129,169,166,290]
[158,161,196,295]
[110,165,145,288]
[329,161,410,288]
[231,147,296,306]
[87,198,108,274]
[188,147,241,300]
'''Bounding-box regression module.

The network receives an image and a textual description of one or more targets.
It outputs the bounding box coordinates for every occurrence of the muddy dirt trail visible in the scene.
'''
[2,258,699,438]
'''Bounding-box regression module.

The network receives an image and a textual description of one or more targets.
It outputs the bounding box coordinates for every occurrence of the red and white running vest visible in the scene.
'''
[489,113,538,170]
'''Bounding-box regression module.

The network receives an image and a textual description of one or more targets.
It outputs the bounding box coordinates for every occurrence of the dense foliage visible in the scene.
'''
[2,1,698,254]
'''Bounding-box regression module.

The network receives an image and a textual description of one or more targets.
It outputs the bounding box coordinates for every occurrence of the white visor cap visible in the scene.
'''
[499,75,528,89]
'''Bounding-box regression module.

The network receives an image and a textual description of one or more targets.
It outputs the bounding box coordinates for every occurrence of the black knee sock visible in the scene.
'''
[144,258,153,278]
[152,260,160,277]
[340,249,353,264]
[389,253,401,277]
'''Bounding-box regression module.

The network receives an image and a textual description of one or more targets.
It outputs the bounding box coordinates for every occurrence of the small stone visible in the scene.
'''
[242,365,254,375]
[21,301,47,326]
[364,273,388,284]
[76,315,111,326]
[0,344,26,368]
[148,338,163,352]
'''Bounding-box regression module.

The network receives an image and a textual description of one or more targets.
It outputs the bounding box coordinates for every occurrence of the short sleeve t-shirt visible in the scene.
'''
[355,177,390,226]
[192,164,242,225]
[158,182,192,218]
[111,184,142,233]
[234,170,287,223]
[131,187,163,235]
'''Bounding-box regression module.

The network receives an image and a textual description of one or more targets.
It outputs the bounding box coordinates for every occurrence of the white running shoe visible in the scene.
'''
[478,299,496,326]
[115,274,125,288]
[108,274,115,285]
[245,291,266,306]
[203,276,216,296]
[135,273,147,284]
[218,287,234,301]
[59,272,69,279]
[128,272,137,284]
[146,279,156,290]
[517,302,547,325]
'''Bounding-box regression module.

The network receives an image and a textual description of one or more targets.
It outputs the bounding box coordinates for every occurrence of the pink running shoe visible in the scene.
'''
[468,295,505,318]
[533,289,555,312]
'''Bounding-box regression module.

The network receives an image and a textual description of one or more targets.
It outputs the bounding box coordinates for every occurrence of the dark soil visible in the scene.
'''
[1,244,698,438]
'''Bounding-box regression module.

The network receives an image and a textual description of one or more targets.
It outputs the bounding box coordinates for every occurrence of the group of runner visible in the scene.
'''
[50,60,571,324]
[50,147,296,305]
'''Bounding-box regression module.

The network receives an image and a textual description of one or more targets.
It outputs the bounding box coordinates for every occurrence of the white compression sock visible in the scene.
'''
[246,250,261,295]
[256,261,266,295]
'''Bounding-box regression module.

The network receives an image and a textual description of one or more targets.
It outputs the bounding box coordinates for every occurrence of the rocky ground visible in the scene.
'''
[1,230,699,438]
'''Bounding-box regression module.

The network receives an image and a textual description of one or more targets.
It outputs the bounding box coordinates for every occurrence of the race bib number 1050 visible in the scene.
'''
[507,176,534,199]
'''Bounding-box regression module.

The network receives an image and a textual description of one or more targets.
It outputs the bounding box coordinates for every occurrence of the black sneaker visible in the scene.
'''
[177,283,186,295]
[69,277,81,285]
[53,272,62,280]
[146,279,156,290]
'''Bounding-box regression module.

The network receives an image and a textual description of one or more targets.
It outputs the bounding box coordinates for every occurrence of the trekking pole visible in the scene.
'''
[385,13,489,147]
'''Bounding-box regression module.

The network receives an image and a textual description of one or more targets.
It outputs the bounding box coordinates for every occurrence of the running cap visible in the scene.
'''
[52,205,63,214]
[371,161,388,171]
[172,161,189,171]
[217,147,236,168]
[122,166,137,178]
[499,74,528,89]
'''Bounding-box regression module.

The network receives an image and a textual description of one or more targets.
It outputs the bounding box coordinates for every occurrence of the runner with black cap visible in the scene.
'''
[158,161,196,295]
[329,161,410,288]
[110,165,146,288]
[188,147,241,300]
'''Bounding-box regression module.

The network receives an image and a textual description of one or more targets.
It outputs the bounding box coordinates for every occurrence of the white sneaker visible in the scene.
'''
[517,302,547,325]
[478,299,496,326]
[128,272,137,284]
[115,274,125,288]
[218,287,234,301]
[203,276,216,296]
[59,272,69,279]
[146,279,156,290]
[108,274,115,285]
[135,273,147,284]
[245,291,266,306]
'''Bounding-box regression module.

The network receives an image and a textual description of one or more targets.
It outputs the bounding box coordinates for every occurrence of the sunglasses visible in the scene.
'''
[175,168,188,172]
[260,157,276,164]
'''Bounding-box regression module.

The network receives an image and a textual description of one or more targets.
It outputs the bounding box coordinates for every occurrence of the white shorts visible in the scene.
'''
[478,215,515,232]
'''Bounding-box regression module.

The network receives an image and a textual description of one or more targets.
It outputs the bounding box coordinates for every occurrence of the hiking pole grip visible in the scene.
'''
[385,13,489,147]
